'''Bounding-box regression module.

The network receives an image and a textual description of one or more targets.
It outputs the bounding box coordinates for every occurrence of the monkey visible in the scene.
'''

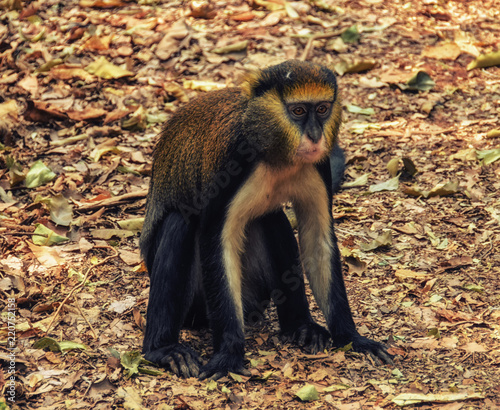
[140,60,393,380]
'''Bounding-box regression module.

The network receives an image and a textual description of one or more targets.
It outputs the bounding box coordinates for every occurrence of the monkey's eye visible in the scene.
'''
[289,105,306,117]
[316,103,331,115]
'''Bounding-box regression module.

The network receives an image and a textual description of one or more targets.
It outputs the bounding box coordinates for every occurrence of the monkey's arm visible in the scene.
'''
[296,161,393,364]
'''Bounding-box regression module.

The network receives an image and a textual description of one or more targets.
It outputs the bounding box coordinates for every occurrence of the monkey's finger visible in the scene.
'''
[309,332,320,354]
[199,370,224,381]
[316,334,328,353]
[166,356,181,376]
[296,328,308,346]
[375,349,394,365]
[173,352,193,378]
[185,354,200,377]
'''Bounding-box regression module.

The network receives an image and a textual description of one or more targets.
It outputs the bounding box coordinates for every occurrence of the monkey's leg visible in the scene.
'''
[255,211,332,354]
[197,223,249,380]
[142,212,202,378]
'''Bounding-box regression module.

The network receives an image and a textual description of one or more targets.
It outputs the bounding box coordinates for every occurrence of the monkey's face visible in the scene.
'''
[242,60,342,167]
[286,100,334,164]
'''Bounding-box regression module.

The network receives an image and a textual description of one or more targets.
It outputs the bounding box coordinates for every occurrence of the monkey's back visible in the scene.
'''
[151,87,248,208]
[141,87,250,255]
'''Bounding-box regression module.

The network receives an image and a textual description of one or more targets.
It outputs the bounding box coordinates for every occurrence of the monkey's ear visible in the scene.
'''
[238,69,262,98]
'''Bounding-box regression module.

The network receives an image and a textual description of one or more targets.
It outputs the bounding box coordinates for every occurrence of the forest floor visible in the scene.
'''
[1,0,500,409]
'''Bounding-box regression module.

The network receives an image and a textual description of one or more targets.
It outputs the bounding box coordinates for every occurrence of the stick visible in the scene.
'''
[75,189,148,212]
[45,245,119,335]
[300,29,344,61]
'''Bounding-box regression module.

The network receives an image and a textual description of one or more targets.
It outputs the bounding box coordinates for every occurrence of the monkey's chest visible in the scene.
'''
[225,162,322,228]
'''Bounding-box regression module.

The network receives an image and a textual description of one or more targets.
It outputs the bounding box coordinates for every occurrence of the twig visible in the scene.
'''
[75,189,148,212]
[300,30,344,61]
[45,245,119,335]
[75,302,98,340]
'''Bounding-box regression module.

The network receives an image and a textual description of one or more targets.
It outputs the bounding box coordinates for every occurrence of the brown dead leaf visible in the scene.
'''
[79,0,124,8]
[67,107,108,121]
[461,342,488,353]
[421,42,461,60]
[394,269,428,281]
[50,66,95,82]
[82,35,112,51]
[155,20,189,60]
[231,12,256,21]
[410,337,439,350]
[18,75,39,97]
[24,100,68,122]
[27,242,64,268]
[435,309,473,323]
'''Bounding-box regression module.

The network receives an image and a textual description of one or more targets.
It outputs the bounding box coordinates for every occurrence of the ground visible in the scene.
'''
[0,0,499,409]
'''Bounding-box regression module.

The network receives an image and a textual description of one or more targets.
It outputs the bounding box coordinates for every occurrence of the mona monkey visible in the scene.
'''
[140,60,393,380]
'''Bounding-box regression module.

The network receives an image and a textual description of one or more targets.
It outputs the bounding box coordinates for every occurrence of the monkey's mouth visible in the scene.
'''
[296,147,325,162]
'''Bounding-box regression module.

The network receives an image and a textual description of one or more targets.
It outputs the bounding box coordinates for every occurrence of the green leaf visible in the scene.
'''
[33,337,86,353]
[369,176,400,192]
[341,25,360,44]
[117,218,144,231]
[229,372,243,382]
[33,337,62,352]
[360,230,393,251]
[462,283,484,293]
[25,160,56,188]
[427,180,459,198]
[467,50,500,70]
[212,40,248,54]
[295,384,319,401]
[121,351,143,379]
[477,148,500,165]
[349,122,381,134]
[346,104,375,115]
[401,71,435,91]
[259,370,274,382]
[387,158,400,177]
[206,379,218,391]
[42,194,73,226]
[85,56,134,79]
[486,129,500,138]
[342,173,370,188]
[402,157,418,176]
[428,294,443,304]
[33,223,68,246]
[6,155,25,186]
[58,341,87,353]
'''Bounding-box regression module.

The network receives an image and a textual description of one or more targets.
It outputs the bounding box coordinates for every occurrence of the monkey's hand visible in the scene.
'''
[343,334,394,365]
[145,344,201,378]
[198,352,251,381]
[281,322,332,354]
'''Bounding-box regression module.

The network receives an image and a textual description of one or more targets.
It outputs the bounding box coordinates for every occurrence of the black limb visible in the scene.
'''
[258,211,331,353]
[327,225,393,364]
[142,212,202,377]
[197,223,247,380]
[329,142,345,193]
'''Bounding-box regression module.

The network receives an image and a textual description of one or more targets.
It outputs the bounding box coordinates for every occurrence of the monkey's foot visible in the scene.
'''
[198,352,251,381]
[145,344,201,378]
[281,322,332,354]
[338,334,394,365]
